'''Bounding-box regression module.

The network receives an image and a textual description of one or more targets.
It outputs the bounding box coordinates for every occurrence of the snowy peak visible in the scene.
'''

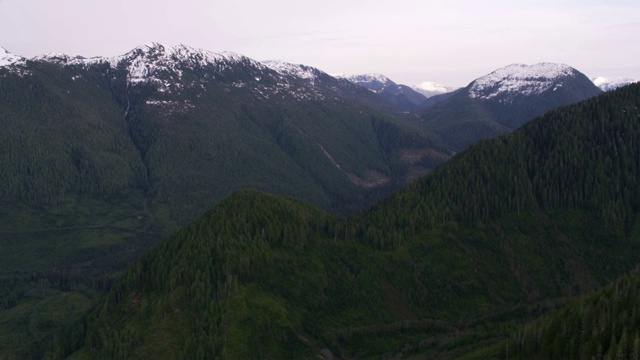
[103,42,254,86]
[592,76,637,92]
[118,42,247,69]
[0,47,26,67]
[413,81,457,98]
[469,63,578,99]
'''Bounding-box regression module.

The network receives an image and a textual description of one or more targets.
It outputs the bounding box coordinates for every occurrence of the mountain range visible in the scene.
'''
[1,42,638,359]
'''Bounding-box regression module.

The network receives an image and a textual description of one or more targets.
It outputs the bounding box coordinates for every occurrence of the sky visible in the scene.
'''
[0,0,638,87]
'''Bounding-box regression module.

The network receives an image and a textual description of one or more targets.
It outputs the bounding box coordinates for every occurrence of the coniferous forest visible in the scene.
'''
[1,47,639,359]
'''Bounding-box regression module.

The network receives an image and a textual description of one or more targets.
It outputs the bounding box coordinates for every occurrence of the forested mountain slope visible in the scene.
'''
[50,83,640,359]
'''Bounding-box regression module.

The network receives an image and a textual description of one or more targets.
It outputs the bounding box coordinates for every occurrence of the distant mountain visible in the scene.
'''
[54,83,640,359]
[340,73,427,111]
[592,76,637,91]
[413,81,457,98]
[418,62,602,150]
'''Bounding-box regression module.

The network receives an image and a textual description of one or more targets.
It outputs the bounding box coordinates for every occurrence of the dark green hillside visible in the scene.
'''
[53,83,640,359]
[0,62,160,359]
[0,61,147,204]
[417,93,512,150]
[51,191,388,359]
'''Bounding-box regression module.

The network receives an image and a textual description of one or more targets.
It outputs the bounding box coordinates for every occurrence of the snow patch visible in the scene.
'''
[0,47,26,68]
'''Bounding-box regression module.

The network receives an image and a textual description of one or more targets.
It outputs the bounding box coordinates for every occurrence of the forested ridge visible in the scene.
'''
[39,83,640,359]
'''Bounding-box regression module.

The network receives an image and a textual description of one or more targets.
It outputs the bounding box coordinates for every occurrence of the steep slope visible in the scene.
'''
[0,43,452,358]
[54,83,640,359]
[419,63,603,150]
[341,73,428,111]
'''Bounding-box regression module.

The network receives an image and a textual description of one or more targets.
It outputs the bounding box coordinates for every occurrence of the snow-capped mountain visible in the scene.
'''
[592,77,637,92]
[413,81,457,98]
[418,62,602,151]
[340,73,427,111]
[468,63,580,100]
[33,43,261,94]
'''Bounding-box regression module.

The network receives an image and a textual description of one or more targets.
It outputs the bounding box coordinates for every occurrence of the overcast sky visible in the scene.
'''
[1,0,638,87]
